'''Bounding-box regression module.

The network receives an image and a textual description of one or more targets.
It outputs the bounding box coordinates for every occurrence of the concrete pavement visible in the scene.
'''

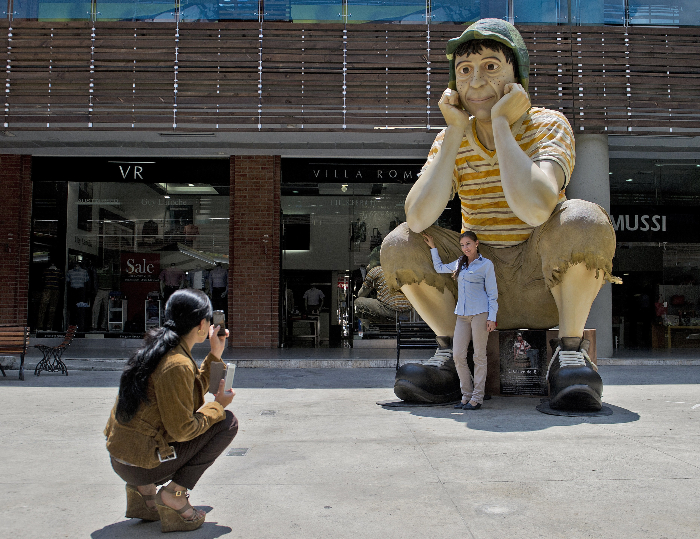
[1,362,699,539]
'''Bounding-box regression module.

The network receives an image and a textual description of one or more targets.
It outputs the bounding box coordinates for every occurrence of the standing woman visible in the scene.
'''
[423,231,498,410]
[104,288,238,532]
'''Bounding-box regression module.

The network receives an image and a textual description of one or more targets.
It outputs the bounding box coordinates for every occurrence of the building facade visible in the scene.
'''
[2,0,700,356]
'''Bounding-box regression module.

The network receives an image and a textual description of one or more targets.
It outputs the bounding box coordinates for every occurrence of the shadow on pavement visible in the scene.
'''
[379,399,640,432]
[91,521,231,539]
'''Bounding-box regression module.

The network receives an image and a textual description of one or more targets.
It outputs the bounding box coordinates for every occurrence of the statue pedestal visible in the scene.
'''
[485,329,597,397]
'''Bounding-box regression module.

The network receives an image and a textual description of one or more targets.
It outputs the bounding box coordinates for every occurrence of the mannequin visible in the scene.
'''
[37,261,63,330]
[303,285,325,315]
[66,261,90,329]
[208,263,228,314]
[350,218,367,244]
[160,263,185,302]
[92,263,114,331]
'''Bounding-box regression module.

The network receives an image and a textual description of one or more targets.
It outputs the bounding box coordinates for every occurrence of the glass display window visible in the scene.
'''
[29,160,230,335]
[280,158,459,348]
[610,158,700,350]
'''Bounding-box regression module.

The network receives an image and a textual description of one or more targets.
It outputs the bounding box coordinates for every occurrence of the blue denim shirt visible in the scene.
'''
[430,249,498,322]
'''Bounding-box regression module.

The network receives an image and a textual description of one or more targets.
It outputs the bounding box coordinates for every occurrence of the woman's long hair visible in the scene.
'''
[115,288,213,423]
[452,231,479,281]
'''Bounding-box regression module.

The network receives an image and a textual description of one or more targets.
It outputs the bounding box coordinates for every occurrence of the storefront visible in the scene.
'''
[279,158,460,347]
[29,157,230,337]
[609,158,700,350]
[21,152,700,353]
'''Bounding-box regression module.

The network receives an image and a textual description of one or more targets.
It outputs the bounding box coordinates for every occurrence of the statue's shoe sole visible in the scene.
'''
[549,384,602,412]
[394,379,461,404]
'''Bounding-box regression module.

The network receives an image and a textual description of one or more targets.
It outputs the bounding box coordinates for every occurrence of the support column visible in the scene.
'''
[229,155,281,348]
[568,134,614,358]
[0,155,32,325]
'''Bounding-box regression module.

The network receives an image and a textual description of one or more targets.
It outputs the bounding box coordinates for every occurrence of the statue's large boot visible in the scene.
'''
[547,337,602,411]
[393,336,461,403]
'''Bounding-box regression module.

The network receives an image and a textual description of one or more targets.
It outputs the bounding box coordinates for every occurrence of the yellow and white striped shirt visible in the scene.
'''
[424,107,575,247]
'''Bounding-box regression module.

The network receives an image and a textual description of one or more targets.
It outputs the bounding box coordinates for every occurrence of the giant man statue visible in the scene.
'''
[380,19,620,411]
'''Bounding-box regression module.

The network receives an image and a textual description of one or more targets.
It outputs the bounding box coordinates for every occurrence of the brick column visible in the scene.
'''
[0,155,32,325]
[229,155,281,347]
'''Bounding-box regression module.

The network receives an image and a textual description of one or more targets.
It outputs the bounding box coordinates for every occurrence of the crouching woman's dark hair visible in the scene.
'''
[115,288,213,423]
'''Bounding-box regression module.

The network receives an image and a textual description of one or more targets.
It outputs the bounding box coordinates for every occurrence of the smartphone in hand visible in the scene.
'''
[212,310,226,337]
[209,362,235,394]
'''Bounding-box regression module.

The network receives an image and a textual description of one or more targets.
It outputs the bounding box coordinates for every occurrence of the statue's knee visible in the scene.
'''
[552,200,614,241]
[540,199,616,260]
[380,222,425,266]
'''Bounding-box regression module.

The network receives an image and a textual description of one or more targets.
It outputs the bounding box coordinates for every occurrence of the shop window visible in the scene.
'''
[29,163,230,335]
[610,158,700,350]
[279,158,459,348]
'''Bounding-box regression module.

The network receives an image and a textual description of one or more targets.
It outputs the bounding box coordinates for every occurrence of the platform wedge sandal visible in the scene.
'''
[155,483,205,533]
[125,484,160,521]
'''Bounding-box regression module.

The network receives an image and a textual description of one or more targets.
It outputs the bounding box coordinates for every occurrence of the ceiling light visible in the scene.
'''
[626,179,633,182]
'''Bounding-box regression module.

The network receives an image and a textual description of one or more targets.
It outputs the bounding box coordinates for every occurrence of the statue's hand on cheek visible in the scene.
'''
[491,83,530,126]
[438,88,469,131]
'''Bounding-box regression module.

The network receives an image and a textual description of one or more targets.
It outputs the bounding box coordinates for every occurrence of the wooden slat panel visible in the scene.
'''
[177,22,260,129]
[92,22,176,129]
[1,22,700,134]
[259,23,344,128]
[345,24,429,128]
[5,22,91,128]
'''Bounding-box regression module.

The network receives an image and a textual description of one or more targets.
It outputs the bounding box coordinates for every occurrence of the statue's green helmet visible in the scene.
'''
[446,18,530,93]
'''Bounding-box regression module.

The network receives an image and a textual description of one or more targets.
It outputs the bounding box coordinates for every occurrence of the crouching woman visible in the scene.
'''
[104,288,237,533]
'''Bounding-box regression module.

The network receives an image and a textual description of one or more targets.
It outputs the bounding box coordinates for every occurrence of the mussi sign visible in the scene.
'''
[609,205,698,243]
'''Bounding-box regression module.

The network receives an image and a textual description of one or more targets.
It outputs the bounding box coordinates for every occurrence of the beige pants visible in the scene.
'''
[453,312,489,404]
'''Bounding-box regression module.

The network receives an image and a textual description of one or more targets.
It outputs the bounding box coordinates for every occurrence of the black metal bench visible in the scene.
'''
[34,325,77,376]
[0,326,30,380]
[396,321,436,370]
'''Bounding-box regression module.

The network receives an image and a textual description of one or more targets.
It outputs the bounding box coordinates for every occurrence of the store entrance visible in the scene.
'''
[279,158,460,348]
[29,158,230,337]
[610,158,700,353]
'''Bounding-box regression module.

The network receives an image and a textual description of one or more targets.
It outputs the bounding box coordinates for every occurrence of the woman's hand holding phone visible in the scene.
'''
[208,323,229,358]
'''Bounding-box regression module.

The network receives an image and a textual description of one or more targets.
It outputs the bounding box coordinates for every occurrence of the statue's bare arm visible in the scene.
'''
[404,89,467,233]
[491,83,565,227]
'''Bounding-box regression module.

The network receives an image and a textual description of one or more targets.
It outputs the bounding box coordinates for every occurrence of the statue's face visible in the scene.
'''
[455,47,517,121]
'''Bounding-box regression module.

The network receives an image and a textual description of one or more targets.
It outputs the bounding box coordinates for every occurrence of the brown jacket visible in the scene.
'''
[104,341,225,469]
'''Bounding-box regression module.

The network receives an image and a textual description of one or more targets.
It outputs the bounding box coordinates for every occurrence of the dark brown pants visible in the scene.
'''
[111,411,238,490]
